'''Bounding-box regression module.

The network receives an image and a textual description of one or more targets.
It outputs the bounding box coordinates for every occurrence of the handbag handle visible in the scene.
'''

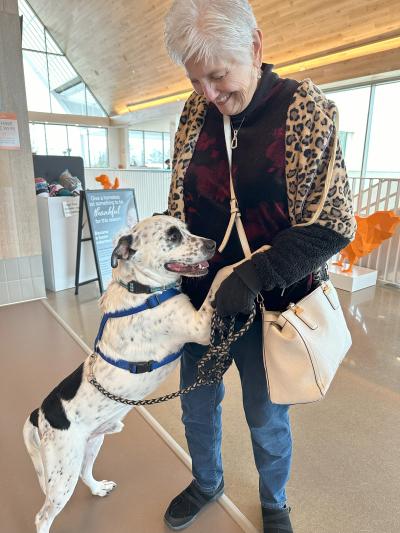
[219,112,339,258]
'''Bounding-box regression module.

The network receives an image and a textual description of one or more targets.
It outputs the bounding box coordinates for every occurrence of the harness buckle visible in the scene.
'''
[131,360,155,373]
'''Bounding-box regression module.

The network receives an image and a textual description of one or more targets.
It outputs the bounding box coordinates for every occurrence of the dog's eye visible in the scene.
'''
[166,226,183,244]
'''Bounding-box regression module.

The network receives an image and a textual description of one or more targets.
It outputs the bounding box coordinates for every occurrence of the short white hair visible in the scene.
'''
[164,0,258,66]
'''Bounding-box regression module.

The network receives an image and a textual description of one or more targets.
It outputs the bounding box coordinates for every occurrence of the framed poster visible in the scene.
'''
[80,189,139,292]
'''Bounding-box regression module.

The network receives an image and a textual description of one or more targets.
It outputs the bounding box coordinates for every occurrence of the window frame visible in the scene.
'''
[29,121,109,168]
[128,129,171,169]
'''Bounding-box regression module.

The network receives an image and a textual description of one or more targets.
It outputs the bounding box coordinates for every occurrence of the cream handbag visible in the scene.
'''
[219,114,352,405]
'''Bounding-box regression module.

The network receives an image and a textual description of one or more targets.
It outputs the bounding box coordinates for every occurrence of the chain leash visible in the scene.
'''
[87,306,257,406]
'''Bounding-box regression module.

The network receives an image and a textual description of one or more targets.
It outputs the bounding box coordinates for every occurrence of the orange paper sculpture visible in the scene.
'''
[95,174,120,189]
[334,210,400,272]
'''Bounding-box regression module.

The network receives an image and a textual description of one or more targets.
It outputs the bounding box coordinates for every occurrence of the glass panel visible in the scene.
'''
[144,131,163,168]
[325,87,371,178]
[45,30,63,55]
[45,124,69,156]
[47,55,84,114]
[163,132,171,168]
[67,126,89,166]
[19,0,46,52]
[366,81,400,179]
[129,130,144,166]
[54,81,86,115]
[86,88,107,117]
[22,50,51,112]
[88,128,108,168]
[29,123,47,155]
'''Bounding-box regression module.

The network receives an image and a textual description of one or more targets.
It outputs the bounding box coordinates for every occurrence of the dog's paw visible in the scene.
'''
[91,480,117,497]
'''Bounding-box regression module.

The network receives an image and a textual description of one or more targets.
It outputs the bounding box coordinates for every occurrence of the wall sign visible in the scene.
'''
[0,113,20,150]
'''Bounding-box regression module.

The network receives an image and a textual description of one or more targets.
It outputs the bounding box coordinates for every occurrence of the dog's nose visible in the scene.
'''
[202,239,216,254]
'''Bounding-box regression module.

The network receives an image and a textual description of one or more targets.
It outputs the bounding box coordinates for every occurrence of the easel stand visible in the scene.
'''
[75,191,103,294]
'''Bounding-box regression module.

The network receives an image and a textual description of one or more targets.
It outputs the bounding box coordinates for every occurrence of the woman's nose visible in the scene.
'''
[201,81,218,102]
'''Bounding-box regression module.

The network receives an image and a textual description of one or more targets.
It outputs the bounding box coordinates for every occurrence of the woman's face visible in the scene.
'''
[184,30,263,116]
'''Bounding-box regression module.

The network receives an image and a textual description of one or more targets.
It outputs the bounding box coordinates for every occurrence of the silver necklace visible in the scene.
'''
[231,115,246,149]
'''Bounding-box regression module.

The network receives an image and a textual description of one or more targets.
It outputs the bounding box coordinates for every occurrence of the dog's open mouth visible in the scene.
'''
[165,260,209,277]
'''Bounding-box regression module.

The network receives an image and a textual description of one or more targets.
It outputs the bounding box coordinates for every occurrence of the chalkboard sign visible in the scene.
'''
[75,189,139,293]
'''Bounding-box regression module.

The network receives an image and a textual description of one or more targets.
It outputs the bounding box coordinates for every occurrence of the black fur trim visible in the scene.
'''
[251,224,350,290]
[41,363,84,430]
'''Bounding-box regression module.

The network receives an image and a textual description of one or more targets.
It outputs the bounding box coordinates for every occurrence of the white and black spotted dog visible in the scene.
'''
[23,215,217,533]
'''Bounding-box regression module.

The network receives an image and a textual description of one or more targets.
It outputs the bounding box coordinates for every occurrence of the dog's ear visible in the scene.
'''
[111,234,136,268]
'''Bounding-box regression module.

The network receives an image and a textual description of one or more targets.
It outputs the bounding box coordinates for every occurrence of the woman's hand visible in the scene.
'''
[214,260,263,317]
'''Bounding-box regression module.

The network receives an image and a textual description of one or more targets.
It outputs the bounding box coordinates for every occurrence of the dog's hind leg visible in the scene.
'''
[23,417,46,495]
[80,434,117,496]
[35,431,85,533]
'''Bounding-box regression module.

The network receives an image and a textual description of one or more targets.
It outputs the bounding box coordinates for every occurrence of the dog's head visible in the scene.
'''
[111,215,216,284]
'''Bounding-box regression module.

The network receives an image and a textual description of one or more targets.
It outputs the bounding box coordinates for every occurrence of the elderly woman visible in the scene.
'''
[163,1,355,532]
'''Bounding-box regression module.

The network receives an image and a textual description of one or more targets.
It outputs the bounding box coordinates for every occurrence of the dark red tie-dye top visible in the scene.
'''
[182,65,303,309]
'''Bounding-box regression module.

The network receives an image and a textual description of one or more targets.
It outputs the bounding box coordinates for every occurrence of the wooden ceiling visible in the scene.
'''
[28,0,400,116]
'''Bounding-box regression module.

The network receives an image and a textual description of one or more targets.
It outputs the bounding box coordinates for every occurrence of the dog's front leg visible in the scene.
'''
[187,265,237,345]
[192,300,213,345]
[80,434,117,496]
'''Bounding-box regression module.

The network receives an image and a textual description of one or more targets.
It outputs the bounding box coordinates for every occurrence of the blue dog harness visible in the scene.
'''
[94,287,184,374]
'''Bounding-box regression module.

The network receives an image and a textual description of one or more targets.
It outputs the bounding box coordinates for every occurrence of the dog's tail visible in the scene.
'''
[23,409,46,494]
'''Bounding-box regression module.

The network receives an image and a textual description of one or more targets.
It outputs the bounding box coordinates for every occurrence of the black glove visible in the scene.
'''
[214,260,263,317]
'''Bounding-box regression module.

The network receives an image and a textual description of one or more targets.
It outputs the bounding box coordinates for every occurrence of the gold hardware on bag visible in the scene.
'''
[322,283,330,294]
[288,303,317,330]
[294,305,304,316]
[288,302,303,315]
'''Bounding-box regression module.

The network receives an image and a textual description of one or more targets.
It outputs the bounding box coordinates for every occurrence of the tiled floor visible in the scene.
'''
[45,281,400,533]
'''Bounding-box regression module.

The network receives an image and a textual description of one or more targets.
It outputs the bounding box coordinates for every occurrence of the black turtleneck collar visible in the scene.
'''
[230,63,279,127]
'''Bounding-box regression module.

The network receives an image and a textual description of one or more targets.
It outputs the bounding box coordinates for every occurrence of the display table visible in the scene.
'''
[37,196,97,291]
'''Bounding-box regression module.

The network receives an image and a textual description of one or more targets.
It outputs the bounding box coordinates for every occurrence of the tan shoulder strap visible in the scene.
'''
[219,115,251,257]
[219,112,339,258]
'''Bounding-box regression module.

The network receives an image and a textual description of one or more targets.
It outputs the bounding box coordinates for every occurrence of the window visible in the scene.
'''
[88,128,108,168]
[144,131,163,168]
[19,0,107,117]
[128,130,171,169]
[67,126,90,166]
[365,81,400,179]
[29,122,108,167]
[325,78,400,179]
[325,86,371,178]
[22,50,51,112]
[29,123,47,154]
[129,130,144,166]
[46,124,69,155]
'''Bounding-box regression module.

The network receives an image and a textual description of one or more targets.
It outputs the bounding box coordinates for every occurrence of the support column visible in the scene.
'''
[0,0,45,305]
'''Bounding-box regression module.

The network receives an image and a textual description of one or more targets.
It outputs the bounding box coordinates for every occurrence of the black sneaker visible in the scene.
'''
[262,505,293,533]
[164,479,224,530]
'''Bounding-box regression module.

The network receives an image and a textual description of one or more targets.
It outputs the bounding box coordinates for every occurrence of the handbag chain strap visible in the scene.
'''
[87,307,256,406]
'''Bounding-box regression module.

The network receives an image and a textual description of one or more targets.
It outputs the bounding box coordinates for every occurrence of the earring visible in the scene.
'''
[257,67,262,80]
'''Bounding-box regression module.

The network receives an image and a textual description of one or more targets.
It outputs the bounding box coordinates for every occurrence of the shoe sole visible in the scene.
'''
[164,488,224,531]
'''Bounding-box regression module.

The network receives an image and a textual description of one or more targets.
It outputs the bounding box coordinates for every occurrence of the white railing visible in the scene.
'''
[84,167,171,219]
[350,177,400,286]
[84,169,400,286]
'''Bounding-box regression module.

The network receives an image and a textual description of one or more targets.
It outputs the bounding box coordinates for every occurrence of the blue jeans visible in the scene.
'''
[180,318,292,510]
